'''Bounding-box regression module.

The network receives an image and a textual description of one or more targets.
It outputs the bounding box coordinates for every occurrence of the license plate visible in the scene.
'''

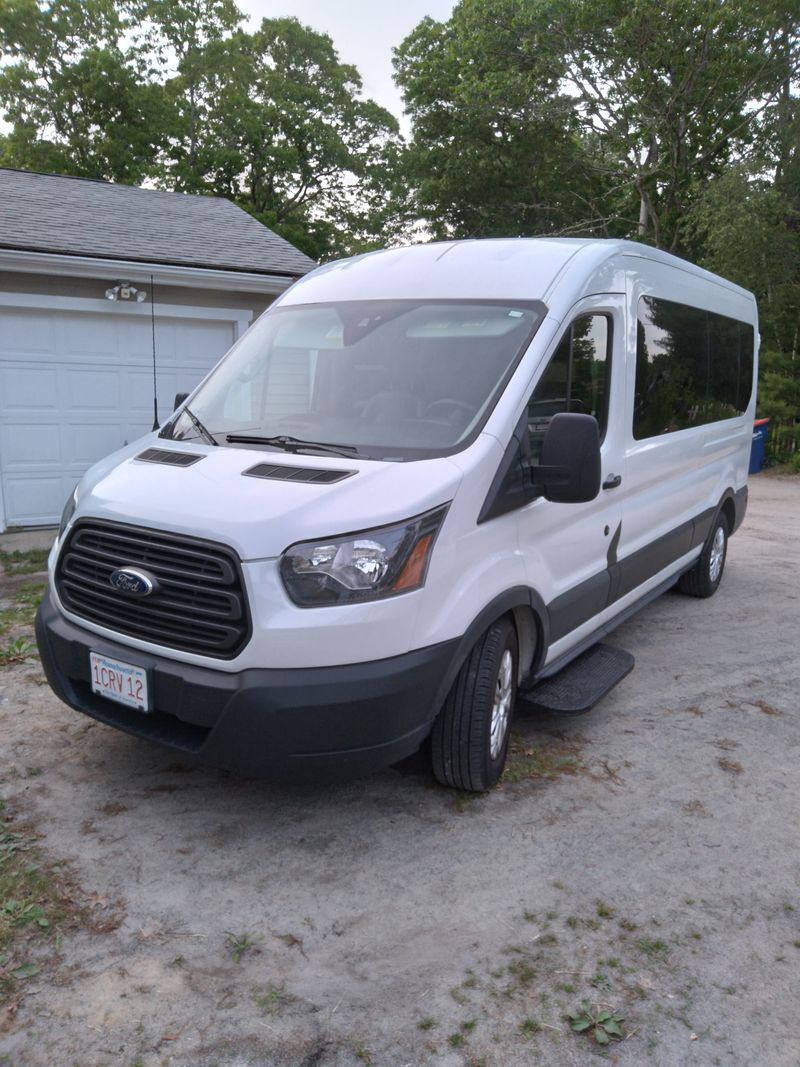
[89,652,150,712]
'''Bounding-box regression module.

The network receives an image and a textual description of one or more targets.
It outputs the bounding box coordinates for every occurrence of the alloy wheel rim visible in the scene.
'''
[709,526,725,583]
[489,649,514,760]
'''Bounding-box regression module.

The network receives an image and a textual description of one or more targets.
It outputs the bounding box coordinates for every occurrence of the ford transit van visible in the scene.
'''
[36,239,758,791]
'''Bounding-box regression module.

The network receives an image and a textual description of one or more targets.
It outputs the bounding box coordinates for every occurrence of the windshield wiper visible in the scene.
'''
[182,407,218,446]
[226,434,358,458]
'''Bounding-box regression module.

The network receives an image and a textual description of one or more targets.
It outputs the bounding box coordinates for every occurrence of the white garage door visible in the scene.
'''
[0,296,251,527]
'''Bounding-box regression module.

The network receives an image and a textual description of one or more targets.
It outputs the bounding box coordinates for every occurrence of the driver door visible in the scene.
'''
[518,296,626,665]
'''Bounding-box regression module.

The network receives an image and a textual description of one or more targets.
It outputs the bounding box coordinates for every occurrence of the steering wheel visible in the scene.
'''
[424,399,475,422]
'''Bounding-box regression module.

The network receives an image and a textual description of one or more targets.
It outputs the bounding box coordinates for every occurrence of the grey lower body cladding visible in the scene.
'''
[35,591,456,780]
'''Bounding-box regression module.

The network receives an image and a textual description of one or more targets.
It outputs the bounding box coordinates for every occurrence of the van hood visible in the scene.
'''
[71,438,464,561]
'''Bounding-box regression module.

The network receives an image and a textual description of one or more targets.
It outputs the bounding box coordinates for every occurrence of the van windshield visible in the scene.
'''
[162,299,544,460]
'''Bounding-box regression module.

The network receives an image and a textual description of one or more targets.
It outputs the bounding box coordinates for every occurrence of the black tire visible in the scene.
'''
[431,617,518,792]
[677,513,729,598]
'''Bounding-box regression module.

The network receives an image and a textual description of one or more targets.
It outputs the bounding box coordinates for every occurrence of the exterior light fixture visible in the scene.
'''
[105,281,147,302]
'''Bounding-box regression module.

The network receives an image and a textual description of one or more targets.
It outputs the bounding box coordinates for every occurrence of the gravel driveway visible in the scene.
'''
[0,473,798,1067]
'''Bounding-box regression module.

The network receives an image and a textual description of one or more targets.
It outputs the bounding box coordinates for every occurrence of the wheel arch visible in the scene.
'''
[428,587,549,722]
[719,492,736,535]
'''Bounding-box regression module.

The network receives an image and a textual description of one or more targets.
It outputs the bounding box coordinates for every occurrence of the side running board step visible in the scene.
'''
[520,643,635,715]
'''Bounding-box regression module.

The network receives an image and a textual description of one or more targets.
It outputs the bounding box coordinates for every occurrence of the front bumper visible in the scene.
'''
[36,591,457,780]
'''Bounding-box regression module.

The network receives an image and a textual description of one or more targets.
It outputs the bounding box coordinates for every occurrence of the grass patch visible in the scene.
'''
[635,936,670,961]
[507,958,537,986]
[0,799,84,1004]
[252,984,289,1017]
[0,549,50,578]
[0,637,36,667]
[0,581,46,661]
[502,735,584,784]
[224,930,261,962]
[519,1016,543,1036]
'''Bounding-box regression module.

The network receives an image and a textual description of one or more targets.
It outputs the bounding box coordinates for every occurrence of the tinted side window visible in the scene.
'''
[634,297,754,440]
[528,314,610,459]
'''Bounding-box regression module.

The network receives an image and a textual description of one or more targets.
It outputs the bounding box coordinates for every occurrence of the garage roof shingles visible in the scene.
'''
[0,168,317,277]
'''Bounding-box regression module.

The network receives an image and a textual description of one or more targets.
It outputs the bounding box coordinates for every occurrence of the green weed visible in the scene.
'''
[567,999,625,1045]
[0,637,35,667]
[224,930,260,962]
[0,549,50,576]
[519,1016,543,1036]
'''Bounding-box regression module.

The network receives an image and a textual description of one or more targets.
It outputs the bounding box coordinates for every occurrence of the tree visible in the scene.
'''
[689,167,800,426]
[156,17,401,259]
[393,3,606,240]
[129,0,244,192]
[548,0,800,252]
[395,0,800,252]
[0,0,166,182]
[0,2,402,258]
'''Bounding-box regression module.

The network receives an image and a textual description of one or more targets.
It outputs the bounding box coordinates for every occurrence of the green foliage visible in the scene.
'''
[223,929,260,962]
[393,3,603,240]
[1,0,799,370]
[395,1,799,253]
[567,999,625,1044]
[0,0,167,182]
[0,803,74,1002]
[394,1,799,419]
[157,17,400,259]
[0,1,402,258]
[0,637,35,667]
[0,548,50,575]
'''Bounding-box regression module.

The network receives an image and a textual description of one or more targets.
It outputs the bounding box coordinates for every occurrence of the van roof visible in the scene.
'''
[281,237,756,309]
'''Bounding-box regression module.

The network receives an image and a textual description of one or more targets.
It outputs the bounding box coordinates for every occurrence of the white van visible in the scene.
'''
[36,239,758,791]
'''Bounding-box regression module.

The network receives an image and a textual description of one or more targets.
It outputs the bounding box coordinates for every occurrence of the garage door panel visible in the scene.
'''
[1,422,62,466]
[66,422,128,465]
[62,313,119,356]
[1,302,247,527]
[0,310,55,353]
[0,365,59,410]
[2,474,66,526]
[124,368,173,416]
[65,367,121,410]
[175,320,236,359]
[117,317,176,360]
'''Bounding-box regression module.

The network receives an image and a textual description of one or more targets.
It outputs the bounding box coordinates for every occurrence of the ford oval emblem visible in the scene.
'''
[109,568,157,597]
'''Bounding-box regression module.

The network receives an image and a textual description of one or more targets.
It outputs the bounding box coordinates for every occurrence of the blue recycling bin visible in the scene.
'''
[749,418,770,474]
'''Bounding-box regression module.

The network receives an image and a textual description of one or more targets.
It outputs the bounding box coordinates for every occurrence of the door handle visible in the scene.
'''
[602,474,622,490]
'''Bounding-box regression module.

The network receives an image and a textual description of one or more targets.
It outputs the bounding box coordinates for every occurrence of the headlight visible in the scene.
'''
[58,486,78,539]
[280,505,449,606]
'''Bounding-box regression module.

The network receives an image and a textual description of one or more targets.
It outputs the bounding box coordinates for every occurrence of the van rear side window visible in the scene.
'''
[634,296,754,440]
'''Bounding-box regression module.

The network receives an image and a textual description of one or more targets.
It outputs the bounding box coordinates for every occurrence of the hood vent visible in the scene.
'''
[135,448,204,468]
[243,463,355,485]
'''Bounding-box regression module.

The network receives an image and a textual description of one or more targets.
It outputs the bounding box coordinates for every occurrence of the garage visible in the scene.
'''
[0,167,316,531]
[0,296,251,526]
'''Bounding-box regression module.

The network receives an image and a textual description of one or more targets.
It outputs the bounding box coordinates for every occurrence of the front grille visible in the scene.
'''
[56,521,251,658]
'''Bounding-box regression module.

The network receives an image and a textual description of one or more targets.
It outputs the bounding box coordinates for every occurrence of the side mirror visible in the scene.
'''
[529,412,601,504]
[173,392,189,412]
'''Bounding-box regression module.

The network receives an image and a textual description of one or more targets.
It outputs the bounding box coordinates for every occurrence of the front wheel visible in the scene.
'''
[431,617,518,792]
[677,513,728,598]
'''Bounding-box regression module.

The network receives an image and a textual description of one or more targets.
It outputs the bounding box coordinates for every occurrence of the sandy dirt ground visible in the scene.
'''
[0,473,798,1067]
